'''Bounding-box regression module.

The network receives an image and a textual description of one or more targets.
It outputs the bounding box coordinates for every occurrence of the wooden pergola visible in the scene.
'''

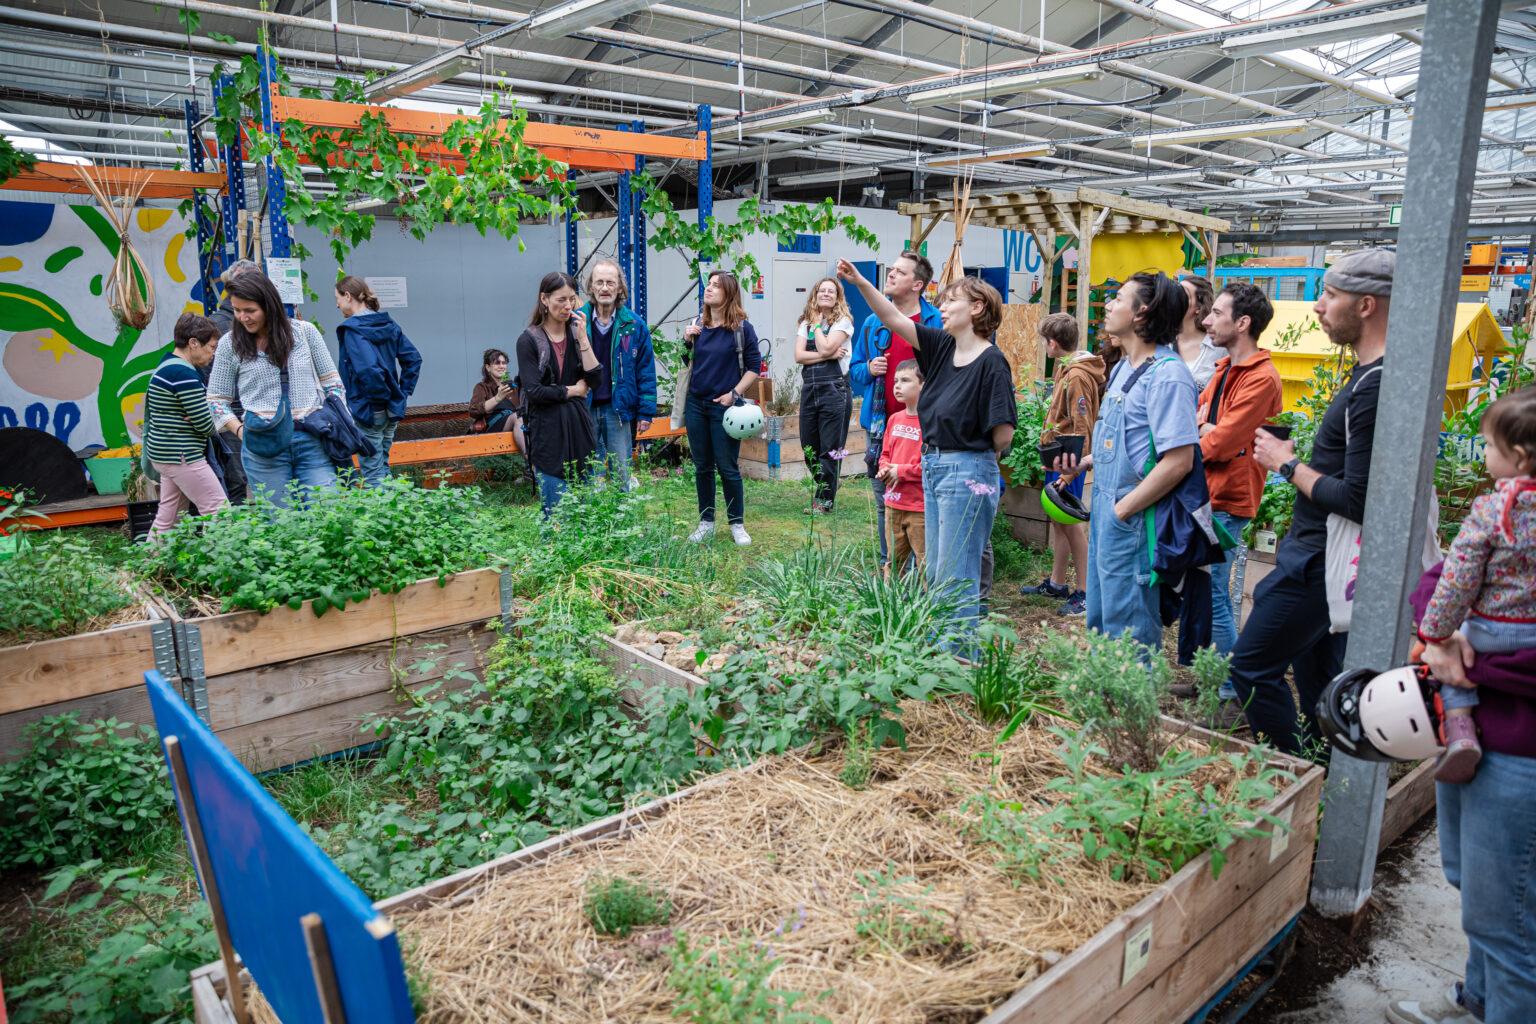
[900,186,1231,364]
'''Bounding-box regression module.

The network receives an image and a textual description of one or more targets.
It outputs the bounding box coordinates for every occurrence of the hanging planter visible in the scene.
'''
[73,165,156,331]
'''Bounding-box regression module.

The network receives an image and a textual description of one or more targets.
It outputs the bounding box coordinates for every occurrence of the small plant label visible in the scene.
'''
[1121,921,1154,986]
[1269,805,1294,863]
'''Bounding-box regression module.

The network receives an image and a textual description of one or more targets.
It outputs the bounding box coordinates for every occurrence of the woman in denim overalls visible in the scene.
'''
[1055,272,1201,649]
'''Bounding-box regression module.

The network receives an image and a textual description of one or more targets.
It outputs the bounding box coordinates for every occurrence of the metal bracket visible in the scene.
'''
[150,619,179,681]
[173,621,210,725]
[499,567,516,626]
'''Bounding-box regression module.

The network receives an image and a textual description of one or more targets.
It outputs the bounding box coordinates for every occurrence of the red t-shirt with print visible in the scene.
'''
[878,408,924,511]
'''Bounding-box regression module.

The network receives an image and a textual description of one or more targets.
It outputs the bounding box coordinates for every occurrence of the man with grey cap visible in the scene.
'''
[1225,248,1394,757]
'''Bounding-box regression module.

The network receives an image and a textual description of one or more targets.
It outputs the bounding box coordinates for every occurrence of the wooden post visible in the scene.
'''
[1076,205,1095,346]
[1037,231,1055,381]
[165,737,250,1024]
[302,913,349,1024]
[1205,229,1218,281]
[909,213,921,252]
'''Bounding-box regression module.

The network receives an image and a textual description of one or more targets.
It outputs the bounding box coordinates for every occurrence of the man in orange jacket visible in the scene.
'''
[1196,282,1283,701]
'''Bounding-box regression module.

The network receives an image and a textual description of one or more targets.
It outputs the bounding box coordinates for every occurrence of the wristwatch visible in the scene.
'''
[1278,458,1301,482]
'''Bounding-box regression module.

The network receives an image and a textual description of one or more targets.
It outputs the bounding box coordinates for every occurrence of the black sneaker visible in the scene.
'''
[1058,591,1087,617]
[1028,577,1071,600]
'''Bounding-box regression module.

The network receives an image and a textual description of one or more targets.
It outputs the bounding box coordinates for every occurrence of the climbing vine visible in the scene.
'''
[0,135,37,187]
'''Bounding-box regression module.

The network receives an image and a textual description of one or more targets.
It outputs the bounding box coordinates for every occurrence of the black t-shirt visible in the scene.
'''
[911,324,1017,452]
[1286,357,1382,553]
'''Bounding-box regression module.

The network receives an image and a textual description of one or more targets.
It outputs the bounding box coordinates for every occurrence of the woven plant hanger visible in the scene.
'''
[73,164,157,331]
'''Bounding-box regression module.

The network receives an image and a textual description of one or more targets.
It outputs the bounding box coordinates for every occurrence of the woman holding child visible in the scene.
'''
[837,259,1016,628]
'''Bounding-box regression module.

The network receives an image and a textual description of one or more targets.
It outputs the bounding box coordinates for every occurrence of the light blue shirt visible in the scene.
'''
[1103,345,1199,477]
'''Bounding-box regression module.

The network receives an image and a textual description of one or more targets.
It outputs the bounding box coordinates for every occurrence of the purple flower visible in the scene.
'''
[882,489,902,504]
[966,478,998,496]
[828,447,850,462]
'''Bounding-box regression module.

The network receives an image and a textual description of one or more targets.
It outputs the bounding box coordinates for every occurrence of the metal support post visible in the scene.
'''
[1309,0,1504,920]
[632,119,648,323]
[256,48,294,314]
[617,126,632,296]
[184,99,224,314]
[565,172,579,277]
[212,71,245,270]
[696,104,712,308]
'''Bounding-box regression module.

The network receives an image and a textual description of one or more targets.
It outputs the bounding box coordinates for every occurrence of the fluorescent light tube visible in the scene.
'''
[905,64,1103,109]
[1205,189,1311,202]
[1222,5,1429,58]
[364,51,472,101]
[1524,144,1536,158]
[1087,168,1204,186]
[923,143,1054,168]
[717,110,835,136]
[779,166,880,187]
[1129,118,1309,148]
[528,0,654,40]
[1273,156,1409,175]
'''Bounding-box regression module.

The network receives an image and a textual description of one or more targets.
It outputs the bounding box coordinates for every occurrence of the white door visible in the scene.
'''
[769,256,833,391]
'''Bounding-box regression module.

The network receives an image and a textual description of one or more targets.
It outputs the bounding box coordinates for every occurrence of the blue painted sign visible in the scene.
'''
[145,671,414,1024]
[1514,274,1531,290]
[1003,230,1042,273]
[777,233,822,254]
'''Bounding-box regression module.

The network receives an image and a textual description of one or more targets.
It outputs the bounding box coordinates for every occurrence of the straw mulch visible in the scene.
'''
[394,699,1175,1024]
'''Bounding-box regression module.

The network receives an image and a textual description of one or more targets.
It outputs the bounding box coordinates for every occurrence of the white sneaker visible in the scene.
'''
[1386,983,1476,1024]
[730,523,751,547]
[687,521,716,544]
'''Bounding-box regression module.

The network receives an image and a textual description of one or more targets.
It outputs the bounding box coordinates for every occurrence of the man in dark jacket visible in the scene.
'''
[581,259,657,491]
[335,282,423,487]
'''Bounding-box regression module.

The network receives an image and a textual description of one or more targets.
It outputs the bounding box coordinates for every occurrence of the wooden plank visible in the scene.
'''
[0,684,153,762]
[739,428,866,465]
[0,621,159,715]
[386,433,520,465]
[1099,852,1311,1024]
[1379,758,1437,854]
[203,623,496,731]
[193,568,502,678]
[980,764,1323,1023]
[597,635,704,710]
[190,970,227,1024]
[1072,186,1230,232]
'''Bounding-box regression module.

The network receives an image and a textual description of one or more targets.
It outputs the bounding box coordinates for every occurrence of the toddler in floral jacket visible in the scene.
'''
[1421,386,1536,782]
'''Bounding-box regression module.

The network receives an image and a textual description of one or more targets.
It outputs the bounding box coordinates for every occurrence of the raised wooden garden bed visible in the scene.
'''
[1002,481,1051,548]
[739,400,868,482]
[1,568,510,771]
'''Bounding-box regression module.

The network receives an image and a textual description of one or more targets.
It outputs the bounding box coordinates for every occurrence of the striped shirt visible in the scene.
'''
[143,353,217,464]
[206,319,345,431]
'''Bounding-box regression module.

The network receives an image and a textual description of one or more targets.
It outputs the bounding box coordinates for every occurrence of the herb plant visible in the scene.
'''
[1044,630,1169,772]
[584,874,673,937]
[851,863,954,954]
[667,931,830,1024]
[999,381,1054,488]
[965,625,1051,724]
[0,534,136,645]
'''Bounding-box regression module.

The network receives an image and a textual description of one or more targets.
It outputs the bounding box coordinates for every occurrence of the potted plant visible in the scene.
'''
[124,459,159,542]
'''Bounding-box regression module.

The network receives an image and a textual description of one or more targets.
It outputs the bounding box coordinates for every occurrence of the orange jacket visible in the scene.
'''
[1043,353,1106,441]
[1197,350,1283,518]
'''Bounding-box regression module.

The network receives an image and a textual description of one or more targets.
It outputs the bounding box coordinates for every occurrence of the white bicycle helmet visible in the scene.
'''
[723,399,765,440]
[1357,666,1444,761]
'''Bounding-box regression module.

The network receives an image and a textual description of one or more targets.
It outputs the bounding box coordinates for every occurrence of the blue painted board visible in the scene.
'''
[844,260,879,331]
[144,671,414,1024]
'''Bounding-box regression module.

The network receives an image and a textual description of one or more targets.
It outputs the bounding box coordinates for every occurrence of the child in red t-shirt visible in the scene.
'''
[878,360,926,576]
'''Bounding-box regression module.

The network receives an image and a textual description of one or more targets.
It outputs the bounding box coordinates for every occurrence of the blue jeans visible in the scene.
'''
[592,401,632,489]
[1438,751,1536,1023]
[685,393,744,524]
[358,410,396,488]
[1211,511,1250,699]
[921,449,1000,630]
[534,470,567,519]
[242,427,336,509]
[1084,496,1163,649]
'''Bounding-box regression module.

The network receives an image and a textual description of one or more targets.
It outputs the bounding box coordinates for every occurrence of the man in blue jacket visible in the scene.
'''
[581,259,658,490]
[335,280,423,487]
[849,251,942,567]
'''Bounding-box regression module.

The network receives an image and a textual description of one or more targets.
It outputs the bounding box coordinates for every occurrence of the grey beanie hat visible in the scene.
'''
[1323,249,1395,296]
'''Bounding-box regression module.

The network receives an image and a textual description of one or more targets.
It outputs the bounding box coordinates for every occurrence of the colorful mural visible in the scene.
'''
[0,199,202,448]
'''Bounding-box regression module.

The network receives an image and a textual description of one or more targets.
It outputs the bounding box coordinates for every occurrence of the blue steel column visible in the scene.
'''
[617,125,632,298]
[184,99,224,314]
[211,71,245,272]
[696,104,712,308]
[566,170,579,276]
[631,119,647,322]
[256,48,293,314]
[1309,0,1505,920]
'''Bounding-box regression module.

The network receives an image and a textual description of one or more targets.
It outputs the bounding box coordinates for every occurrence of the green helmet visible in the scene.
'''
[1041,480,1089,525]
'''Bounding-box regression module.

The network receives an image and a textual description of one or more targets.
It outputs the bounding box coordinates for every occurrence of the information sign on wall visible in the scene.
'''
[777,234,822,254]
[1460,275,1492,292]
[266,257,303,303]
[364,276,409,308]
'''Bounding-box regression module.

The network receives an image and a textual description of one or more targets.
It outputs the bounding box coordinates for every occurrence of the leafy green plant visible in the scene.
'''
[1436,323,1532,542]
[1244,349,1354,545]
[965,625,1051,725]
[1188,646,1234,726]
[999,381,1054,488]
[584,873,673,937]
[667,931,830,1024]
[839,719,875,791]
[963,730,1294,884]
[850,863,954,954]
[7,861,217,1024]
[143,478,493,615]
[1043,630,1168,772]
[0,134,37,186]
[0,534,136,645]
[0,716,175,870]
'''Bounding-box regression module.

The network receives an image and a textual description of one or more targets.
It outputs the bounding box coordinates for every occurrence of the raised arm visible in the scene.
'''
[836,258,920,350]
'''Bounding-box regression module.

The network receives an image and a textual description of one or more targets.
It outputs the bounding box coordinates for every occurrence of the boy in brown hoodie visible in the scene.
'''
[1028,313,1106,615]
[1196,282,1283,698]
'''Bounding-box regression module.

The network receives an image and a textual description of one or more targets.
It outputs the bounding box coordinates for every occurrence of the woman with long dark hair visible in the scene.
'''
[206,271,346,507]
[681,270,761,546]
[1056,270,1200,648]
[516,271,600,517]
[470,348,525,455]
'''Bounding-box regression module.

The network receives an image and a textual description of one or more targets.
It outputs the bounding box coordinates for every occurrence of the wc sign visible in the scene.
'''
[777,234,822,254]
[1002,230,1044,273]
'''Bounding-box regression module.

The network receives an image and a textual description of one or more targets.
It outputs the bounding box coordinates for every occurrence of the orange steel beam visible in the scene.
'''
[383,432,522,465]
[16,503,128,531]
[2,162,226,198]
[289,130,633,174]
[271,93,706,162]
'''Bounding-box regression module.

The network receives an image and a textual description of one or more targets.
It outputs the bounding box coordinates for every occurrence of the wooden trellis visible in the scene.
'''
[900,187,1231,376]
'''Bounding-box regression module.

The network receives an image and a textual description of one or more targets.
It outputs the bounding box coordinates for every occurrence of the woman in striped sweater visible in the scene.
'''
[145,313,227,535]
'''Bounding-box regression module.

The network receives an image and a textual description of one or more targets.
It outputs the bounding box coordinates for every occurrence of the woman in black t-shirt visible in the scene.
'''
[516,271,601,518]
[837,259,1016,630]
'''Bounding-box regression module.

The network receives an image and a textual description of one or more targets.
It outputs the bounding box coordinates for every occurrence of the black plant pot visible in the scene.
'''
[126,500,158,542]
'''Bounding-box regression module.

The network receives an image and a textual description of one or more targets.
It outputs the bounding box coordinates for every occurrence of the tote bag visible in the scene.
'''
[1322,366,1442,632]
